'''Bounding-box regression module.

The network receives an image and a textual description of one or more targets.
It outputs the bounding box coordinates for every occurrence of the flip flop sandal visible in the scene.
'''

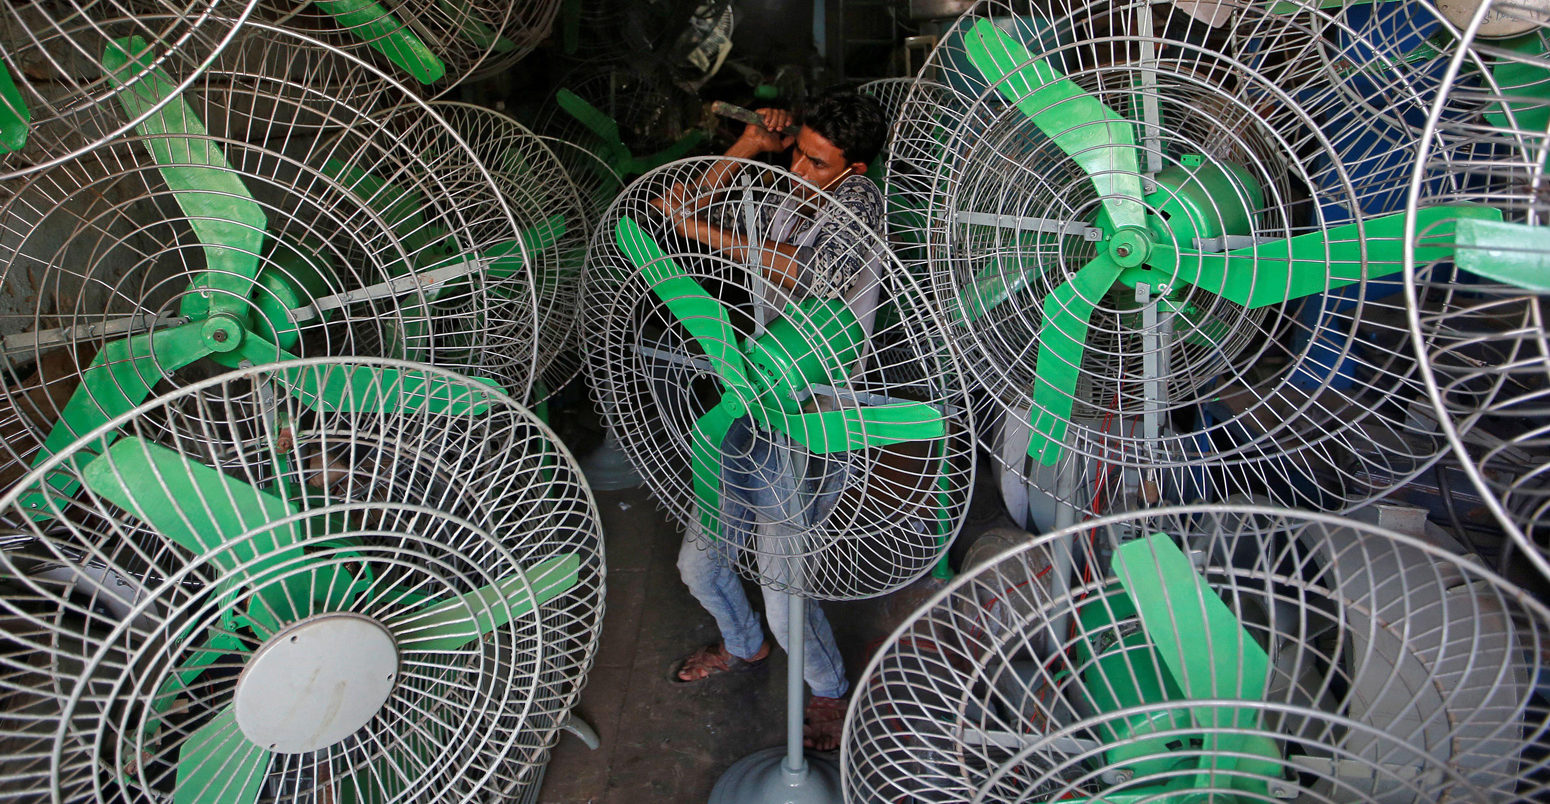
[670,641,767,684]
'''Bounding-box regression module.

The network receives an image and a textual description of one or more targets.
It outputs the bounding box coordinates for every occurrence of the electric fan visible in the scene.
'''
[0,355,604,801]
[844,501,1550,802]
[554,0,731,70]
[583,157,975,800]
[0,1,259,178]
[246,0,560,92]
[525,134,626,408]
[0,25,538,504]
[891,1,1496,523]
[1402,0,1550,577]
[385,100,592,404]
[539,133,626,216]
[533,64,707,180]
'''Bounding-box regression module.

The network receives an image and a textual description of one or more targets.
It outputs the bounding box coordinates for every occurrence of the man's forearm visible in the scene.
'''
[697,139,764,193]
[675,216,803,290]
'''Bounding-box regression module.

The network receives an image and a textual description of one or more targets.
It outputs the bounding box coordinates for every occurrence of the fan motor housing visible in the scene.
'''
[741,298,863,414]
[233,612,399,754]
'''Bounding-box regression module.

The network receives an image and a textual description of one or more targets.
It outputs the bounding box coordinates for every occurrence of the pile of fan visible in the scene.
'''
[834,0,1550,802]
[0,5,607,802]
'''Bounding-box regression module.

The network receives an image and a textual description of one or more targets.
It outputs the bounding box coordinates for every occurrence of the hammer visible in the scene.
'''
[709,100,801,136]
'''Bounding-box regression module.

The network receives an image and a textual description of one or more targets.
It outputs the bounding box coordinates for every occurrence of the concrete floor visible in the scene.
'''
[538,431,1011,802]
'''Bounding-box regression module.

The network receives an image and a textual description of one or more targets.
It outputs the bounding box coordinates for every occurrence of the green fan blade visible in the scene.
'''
[0,59,30,152]
[1486,56,1550,135]
[520,213,568,256]
[960,253,1044,322]
[615,216,755,396]
[691,399,740,542]
[80,438,306,580]
[1454,217,1550,293]
[484,213,569,281]
[624,131,707,177]
[1111,533,1281,787]
[81,436,364,631]
[313,0,446,84]
[388,552,581,651]
[174,707,273,804]
[963,19,1146,231]
[1146,205,1504,309]
[142,630,247,738]
[322,159,451,257]
[18,322,215,518]
[239,558,373,638]
[103,37,269,321]
[1112,533,1269,721]
[435,0,516,52]
[251,347,505,416]
[555,89,630,169]
[1027,254,1125,465]
[757,401,946,454]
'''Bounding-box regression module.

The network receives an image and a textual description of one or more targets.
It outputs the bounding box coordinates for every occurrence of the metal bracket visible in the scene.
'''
[953,210,1102,241]
[1192,234,1276,253]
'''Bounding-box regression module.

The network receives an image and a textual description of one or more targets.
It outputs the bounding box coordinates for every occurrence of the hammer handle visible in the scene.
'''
[711,101,801,136]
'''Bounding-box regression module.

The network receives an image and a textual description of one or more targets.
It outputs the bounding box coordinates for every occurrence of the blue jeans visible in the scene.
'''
[677,416,849,699]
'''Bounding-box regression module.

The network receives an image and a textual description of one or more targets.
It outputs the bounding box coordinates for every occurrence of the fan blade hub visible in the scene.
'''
[742,298,865,414]
[720,391,748,418]
[1107,226,1154,268]
[232,613,398,754]
[200,315,246,353]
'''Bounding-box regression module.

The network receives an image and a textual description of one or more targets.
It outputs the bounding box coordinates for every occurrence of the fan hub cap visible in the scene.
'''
[200,315,245,353]
[233,613,398,754]
[1107,227,1153,269]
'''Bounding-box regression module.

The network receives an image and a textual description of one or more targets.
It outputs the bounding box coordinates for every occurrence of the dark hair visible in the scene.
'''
[802,88,887,169]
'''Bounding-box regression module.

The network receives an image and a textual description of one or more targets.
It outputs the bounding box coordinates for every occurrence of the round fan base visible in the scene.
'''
[580,431,643,491]
[708,746,841,803]
[233,613,399,754]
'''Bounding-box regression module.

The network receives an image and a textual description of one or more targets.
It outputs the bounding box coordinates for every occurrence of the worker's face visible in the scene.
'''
[790,127,863,197]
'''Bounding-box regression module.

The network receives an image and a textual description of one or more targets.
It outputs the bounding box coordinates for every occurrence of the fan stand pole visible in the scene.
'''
[1138,282,1171,503]
[709,441,841,803]
[707,595,843,803]
[1045,453,1080,656]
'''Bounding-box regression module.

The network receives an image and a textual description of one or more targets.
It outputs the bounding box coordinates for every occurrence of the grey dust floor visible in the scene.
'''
[537,471,1010,802]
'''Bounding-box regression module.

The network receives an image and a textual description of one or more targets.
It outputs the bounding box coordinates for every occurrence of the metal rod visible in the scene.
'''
[952,210,1100,240]
[1139,283,1173,503]
[774,432,811,782]
[1137,2,1163,179]
[1,257,488,369]
[293,257,487,323]
[785,593,807,777]
[2,312,187,364]
[1046,456,1079,658]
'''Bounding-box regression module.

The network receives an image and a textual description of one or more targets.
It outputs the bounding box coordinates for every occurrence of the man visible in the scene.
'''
[651,88,888,752]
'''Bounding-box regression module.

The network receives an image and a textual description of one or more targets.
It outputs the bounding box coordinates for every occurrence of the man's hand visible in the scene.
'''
[736,108,796,155]
[650,181,703,229]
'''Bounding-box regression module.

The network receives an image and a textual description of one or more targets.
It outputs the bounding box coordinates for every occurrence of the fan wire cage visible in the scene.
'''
[0,356,604,802]
[0,24,540,496]
[1402,0,1550,576]
[891,0,1486,519]
[844,502,1550,803]
[583,156,976,601]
